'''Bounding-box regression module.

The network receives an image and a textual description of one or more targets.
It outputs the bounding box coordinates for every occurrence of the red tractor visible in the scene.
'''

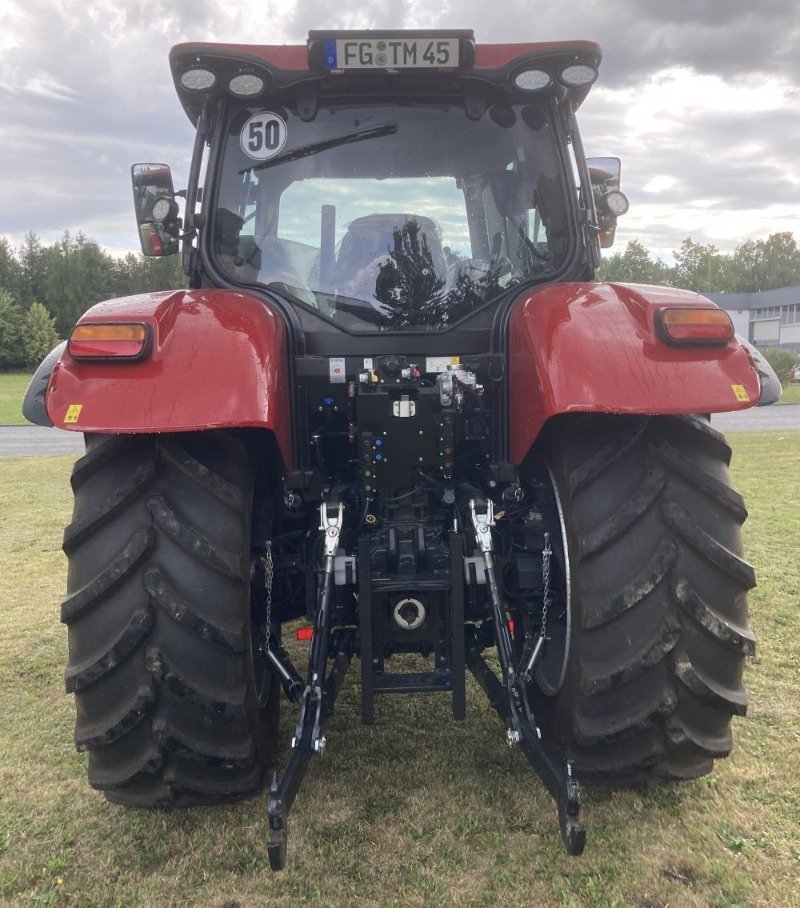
[25,31,778,869]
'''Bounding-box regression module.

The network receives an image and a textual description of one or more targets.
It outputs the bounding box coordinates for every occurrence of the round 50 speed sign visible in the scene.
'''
[240,112,288,161]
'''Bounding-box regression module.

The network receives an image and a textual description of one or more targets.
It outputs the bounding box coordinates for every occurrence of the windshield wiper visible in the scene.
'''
[241,122,399,174]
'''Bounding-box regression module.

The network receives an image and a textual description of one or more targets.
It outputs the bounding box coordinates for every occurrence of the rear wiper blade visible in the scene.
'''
[241,122,398,174]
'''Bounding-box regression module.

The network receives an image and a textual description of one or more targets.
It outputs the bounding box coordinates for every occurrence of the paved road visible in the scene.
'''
[2,405,799,458]
[710,403,800,433]
[0,425,86,458]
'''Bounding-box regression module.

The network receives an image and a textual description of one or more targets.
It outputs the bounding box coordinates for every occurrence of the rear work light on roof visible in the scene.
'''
[512,68,552,91]
[656,308,734,345]
[68,323,150,360]
[229,73,265,97]
[180,67,216,91]
[560,64,598,87]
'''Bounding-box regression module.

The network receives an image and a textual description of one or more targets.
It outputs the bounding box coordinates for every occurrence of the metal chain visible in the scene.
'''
[540,531,551,640]
[263,540,274,654]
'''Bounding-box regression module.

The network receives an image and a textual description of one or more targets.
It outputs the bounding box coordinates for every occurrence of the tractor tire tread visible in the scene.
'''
[61,528,154,623]
[145,566,245,651]
[673,578,755,655]
[652,439,747,521]
[579,616,681,694]
[63,432,276,807]
[540,414,753,784]
[566,419,648,494]
[662,500,756,588]
[70,435,133,490]
[579,467,665,557]
[673,655,748,715]
[158,439,245,509]
[75,680,156,751]
[63,461,156,552]
[65,605,152,693]
[146,493,244,580]
[582,539,676,629]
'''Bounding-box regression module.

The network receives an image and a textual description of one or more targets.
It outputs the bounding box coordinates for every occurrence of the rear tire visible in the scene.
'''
[531,415,755,785]
[61,431,279,807]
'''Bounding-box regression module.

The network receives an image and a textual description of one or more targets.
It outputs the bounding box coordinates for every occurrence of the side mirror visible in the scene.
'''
[131,163,180,256]
[586,156,629,249]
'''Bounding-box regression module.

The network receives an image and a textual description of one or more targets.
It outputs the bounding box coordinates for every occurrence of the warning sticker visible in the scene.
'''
[240,112,288,161]
[425,356,460,373]
[731,384,750,403]
[64,404,83,423]
[329,357,346,384]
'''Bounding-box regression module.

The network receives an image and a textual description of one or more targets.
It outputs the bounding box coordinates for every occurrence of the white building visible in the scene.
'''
[706,286,800,353]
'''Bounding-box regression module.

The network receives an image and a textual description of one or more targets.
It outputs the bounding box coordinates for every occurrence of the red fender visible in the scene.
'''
[46,289,292,467]
[508,282,761,464]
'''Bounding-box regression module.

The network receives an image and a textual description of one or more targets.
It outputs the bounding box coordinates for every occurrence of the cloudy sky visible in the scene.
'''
[1,0,798,261]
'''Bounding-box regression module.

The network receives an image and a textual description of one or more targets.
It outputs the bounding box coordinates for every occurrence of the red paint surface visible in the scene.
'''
[473,41,600,68]
[47,289,292,467]
[171,41,601,73]
[172,42,310,71]
[508,282,761,464]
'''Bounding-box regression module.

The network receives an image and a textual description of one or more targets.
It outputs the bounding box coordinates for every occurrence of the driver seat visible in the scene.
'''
[333,213,446,298]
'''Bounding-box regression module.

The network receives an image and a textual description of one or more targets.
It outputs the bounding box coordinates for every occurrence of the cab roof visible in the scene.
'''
[170,33,602,126]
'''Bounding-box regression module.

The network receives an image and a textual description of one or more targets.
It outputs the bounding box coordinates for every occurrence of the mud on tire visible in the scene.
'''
[61,431,279,807]
[534,414,755,786]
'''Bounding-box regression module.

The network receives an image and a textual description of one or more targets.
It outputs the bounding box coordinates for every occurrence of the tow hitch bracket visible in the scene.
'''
[267,501,353,871]
[467,498,586,855]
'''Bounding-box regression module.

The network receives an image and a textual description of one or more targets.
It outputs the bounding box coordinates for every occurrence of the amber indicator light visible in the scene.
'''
[657,308,733,344]
[68,323,150,360]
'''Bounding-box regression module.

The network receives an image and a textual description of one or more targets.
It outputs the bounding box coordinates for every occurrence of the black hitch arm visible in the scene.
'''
[466,647,584,854]
[267,502,352,871]
[467,499,585,856]
[265,638,304,704]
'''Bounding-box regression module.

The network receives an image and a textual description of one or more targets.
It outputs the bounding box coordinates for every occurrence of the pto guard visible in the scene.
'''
[45,289,292,467]
[508,282,761,464]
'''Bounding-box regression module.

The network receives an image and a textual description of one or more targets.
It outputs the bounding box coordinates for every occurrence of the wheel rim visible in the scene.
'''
[251,621,273,709]
[532,462,572,696]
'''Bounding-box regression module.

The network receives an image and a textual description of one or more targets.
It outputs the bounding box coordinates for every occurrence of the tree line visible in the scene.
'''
[2,228,799,371]
[0,232,184,371]
[596,232,800,292]
[598,231,800,383]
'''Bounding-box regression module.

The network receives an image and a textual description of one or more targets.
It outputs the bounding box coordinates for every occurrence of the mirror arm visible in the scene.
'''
[183,102,214,234]
[182,102,215,286]
[565,103,601,270]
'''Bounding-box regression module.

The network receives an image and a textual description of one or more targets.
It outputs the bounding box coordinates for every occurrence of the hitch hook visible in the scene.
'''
[267,499,349,871]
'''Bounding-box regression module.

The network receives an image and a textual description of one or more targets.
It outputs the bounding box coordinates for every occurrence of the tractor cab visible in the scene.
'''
[137,31,624,343]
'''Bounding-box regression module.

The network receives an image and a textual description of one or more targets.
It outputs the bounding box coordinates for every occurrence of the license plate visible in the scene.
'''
[323,37,460,70]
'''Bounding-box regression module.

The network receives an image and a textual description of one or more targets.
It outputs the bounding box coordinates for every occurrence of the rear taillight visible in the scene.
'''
[656,308,734,345]
[296,627,314,641]
[149,232,163,256]
[68,323,150,360]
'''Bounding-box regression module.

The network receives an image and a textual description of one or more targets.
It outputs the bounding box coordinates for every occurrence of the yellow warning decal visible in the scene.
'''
[64,404,83,423]
[450,356,460,365]
[731,384,750,403]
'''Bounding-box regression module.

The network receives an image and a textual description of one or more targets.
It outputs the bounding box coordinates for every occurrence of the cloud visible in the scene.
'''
[0,0,797,260]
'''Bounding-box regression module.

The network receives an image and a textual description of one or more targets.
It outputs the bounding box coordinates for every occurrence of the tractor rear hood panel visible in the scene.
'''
[46,289,292,467]
[508,281,761,464]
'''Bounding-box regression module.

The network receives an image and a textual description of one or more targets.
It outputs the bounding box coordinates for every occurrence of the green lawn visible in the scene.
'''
[0,372,33,425]
[1,434,798,906]
[776,383,800,405]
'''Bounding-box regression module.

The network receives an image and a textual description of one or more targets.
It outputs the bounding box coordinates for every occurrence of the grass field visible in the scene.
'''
[0,373,32,425]
[1,433,799,907]
[776,383,800,405]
